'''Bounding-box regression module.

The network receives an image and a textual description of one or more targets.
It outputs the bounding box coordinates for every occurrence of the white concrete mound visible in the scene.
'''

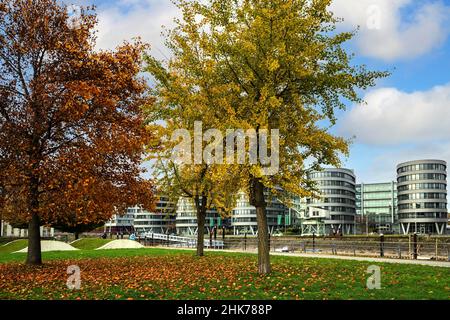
[15,240,79,253]
[95,239,144,250]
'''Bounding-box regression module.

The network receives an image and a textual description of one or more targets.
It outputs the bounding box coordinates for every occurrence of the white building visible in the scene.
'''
[175,197,221,236]
[104,196,176,235]
[231,192,290,235]
[104,211,135,234]
[300,168,357,236]
[1,220,54,238]
[133,196,176,234]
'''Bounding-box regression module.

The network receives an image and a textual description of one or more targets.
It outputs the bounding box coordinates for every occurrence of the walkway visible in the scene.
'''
[156,246,450,268]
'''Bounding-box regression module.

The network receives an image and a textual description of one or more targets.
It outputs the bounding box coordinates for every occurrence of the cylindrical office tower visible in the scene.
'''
[397,160,447,235]
[175,197,220,236]
[231,191,289,236]
[305,168,356,235]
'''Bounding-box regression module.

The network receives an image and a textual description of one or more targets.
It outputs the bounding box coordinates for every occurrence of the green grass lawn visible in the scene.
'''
[0,247,448,300]
[0,240,28,254]
[70,238,113,250]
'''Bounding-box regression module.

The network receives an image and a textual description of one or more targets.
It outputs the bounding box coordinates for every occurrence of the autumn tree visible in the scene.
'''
[146,0,389,273]
[152,161,240,256]
[0,0,154,265]
[145,80,243,256]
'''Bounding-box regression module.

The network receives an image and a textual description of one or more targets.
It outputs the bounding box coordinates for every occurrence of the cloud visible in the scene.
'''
[329,0,450,61]
[353,142,450,182]
[91,0,450,62]
[94,0,180,59]
[339,83,450,145]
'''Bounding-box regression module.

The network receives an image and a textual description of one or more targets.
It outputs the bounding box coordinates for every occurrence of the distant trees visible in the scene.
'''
[0,0,155,265]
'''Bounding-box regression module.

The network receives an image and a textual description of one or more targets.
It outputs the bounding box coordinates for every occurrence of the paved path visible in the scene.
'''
[269,251,450,268]
[159,246,450,268]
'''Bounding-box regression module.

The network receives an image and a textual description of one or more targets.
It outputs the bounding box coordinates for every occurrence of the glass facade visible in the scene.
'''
[105,196,177,235]
[356,182,398,234]
[175,197,224,236]
[231,191,290,235]
[397,163,446,174]
[397,160,447,235]
[397,173,446,182]
[303,168,356,236]
[132,196,176,234]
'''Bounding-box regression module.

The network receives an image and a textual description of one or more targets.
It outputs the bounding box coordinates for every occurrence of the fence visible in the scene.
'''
[139,235,450,262]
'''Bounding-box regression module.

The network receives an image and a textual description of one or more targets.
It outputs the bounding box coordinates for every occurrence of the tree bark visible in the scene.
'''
[74,232,79,240]
[26,173,42,265]
[26,212,42,265]
[250,177,270,274]
[195,195,207,257]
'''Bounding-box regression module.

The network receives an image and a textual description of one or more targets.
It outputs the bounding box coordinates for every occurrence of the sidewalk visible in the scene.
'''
[159,246,450,268]
[270,251,450,268]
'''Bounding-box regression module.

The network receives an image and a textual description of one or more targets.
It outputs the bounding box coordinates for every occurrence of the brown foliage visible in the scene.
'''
[0,0,155,262]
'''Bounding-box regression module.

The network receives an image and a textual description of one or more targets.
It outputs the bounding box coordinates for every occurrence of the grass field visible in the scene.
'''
[0,240,449,300]
[70,238,112,250]
[0,240,28,254]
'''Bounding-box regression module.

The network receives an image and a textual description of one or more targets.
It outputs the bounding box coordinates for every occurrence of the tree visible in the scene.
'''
[146,0,389,274]
[145,43,243,256]
[202,0,389,274]
[0,0,155,265]
[52,219,104,240]
[157,163,238,256]
[146,124,242,256]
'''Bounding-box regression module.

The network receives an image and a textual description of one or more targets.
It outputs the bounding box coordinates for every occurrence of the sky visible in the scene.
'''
[67,0,450,184]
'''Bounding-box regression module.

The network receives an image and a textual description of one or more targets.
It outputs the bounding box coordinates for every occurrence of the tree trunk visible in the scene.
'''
[26,134,42,265]
[250,177,271,274]
[74,232,79,240]
[195,195,207,257]
[26,212,42,265]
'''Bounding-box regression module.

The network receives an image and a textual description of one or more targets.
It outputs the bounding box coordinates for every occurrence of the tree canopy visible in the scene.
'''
[0,0,155,264]
[145,0,389,273]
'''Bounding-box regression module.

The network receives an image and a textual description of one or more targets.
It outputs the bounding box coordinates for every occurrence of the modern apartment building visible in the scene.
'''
[174,190,291,236]
[99,160,449,237]
[397,160,448,235]
[231,191,291,235]
[132,196,176,234]
[175,197,225,236]
[105,196,176,235]
[104,210,135,235]
[300,168,357,236]
[356,182,398,234]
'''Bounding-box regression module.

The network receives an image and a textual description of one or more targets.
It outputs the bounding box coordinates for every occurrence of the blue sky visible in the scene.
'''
[68,0,450,183]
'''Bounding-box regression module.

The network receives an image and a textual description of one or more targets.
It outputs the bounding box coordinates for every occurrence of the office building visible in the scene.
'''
[397,160,447,235]
[356,182,398,234]
[132,196,176,234]
[231,191,291,235]
[175,197,224,236]
[301,168,356,235]
[104,211,135,234]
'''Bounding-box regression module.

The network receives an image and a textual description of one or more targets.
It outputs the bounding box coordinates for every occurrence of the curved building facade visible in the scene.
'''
[397,160,447,235]
[231,192,290,235]
[303,168,356,235]
[175,197,223,236]
[132,196,176,235]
